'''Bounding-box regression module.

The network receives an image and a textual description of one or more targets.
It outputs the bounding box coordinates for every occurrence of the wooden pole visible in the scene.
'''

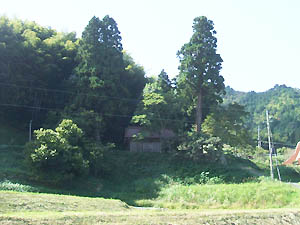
[266,110,274,179]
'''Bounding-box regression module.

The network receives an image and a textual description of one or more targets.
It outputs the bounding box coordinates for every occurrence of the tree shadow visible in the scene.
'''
[4,150,300,207]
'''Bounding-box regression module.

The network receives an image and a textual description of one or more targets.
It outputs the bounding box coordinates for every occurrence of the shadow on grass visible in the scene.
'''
[2,149,300,207]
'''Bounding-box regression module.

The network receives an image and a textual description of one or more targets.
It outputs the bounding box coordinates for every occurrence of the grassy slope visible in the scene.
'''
[2,146,300,210]
[1,191,300,225]
[0,191,128,213]
[149,181,300,209]
[2,123,300,223]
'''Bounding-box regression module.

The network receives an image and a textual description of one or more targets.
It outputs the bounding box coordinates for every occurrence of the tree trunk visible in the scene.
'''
[196,88,203,132]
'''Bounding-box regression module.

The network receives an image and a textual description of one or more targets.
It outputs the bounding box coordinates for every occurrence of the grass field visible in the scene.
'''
[3,209,300,225]
[1,191,300,225]
[2,122,300,224]
[144,180,300,209]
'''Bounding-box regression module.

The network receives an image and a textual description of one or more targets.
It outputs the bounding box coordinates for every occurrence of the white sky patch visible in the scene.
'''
[1,0,300,92]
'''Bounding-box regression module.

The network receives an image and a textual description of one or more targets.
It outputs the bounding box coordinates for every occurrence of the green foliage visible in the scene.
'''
[132,81,169,129]
[131,71,182,152]
[252,146,268,159]
[0,16,78,127]
[61,109,104,143]
[0,16,146,145]
[177,130,223,158]
[0,180,37,192]
[202,103,252,149]
[163,172,224,186]
[133,172,224,196]
[132,70,183,139]
[25,119,88,183]
[177,16,225,131]
[69,16,146,144]
[155,180,300,209]
[223,144,256,158]
[224,85,300,146]
[276,147,293,155]
[88,142,115,177]
[133,177,162,195]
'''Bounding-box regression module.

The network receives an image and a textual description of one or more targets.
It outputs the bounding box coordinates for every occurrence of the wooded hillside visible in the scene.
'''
[224,85,300,146]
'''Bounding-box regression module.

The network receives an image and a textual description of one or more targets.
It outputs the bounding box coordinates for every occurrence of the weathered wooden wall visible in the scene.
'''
[130,141,161,153]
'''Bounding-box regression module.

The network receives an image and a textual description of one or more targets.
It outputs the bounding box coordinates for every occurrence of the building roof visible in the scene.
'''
[124,126,175,139]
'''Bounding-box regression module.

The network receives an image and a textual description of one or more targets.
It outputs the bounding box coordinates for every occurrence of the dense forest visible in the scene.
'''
[1,15,298,183]
[0,15,234,143]
[0,15,147,145]
[224,85,300,147]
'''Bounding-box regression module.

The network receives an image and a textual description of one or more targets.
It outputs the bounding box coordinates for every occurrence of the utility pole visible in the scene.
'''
[271,136,282,182]
[29,120,32,142]
[257,126,261,148]
[266,110,274,179]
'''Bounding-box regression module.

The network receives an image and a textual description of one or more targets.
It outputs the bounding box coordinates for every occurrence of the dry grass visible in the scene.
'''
[0,191,129,213]
[2,209,300,225]
[1,190,300,224]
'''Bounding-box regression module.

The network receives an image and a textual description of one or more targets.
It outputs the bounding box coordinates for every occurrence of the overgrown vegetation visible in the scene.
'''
[25,119,88,183]
[224,85,300,146]
[2,13,300,224]
[149,179,300,209]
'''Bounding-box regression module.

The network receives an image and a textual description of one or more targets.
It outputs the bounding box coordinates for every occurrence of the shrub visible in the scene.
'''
[158,173,224,187]
[0,179,37,192]
[177,131,223,160]
[277,147,293,155]
[88,142,115,177]
[134,177,161,195]
[25,119,89,184]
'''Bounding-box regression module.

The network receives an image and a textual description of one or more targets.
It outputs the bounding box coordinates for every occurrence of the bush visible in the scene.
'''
[134,177,162,195]
[0,179,37,192]
[25,119,89,184]
[177,131,223,160]
[223,144,256,159]
[88,142,115,177]
[277,147,293,155]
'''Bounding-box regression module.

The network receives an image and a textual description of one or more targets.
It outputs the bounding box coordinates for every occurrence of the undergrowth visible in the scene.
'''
[137,179,300,209]
[0,180,37,192]
[1,139,300,210]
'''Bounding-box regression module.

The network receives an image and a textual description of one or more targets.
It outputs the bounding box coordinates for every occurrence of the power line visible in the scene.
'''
[260,140,295,148]
[0,82,142,103]
[1,102,298,148]
[0,103,195,124]
[0,82,254,113]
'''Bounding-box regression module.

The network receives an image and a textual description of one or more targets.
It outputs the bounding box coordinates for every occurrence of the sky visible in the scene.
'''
[1,0,300,92]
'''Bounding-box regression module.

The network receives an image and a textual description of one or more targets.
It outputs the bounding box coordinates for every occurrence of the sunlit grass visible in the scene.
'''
[2,184,300,224]
[136,180,300,209]
[0,191,129,214]
[0,180,37,192]
[1,207,300,225]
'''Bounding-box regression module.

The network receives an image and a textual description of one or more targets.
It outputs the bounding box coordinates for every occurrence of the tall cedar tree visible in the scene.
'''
[177,16,225,132]
[72,16,146,144]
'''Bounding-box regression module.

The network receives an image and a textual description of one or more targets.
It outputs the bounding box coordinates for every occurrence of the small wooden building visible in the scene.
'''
[124,126,175,153]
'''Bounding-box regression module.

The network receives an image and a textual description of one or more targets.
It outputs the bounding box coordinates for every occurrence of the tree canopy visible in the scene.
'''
[177,16,225,132]
[224,85,300,146]
[63,15,146,144]
[4,15,296,165]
